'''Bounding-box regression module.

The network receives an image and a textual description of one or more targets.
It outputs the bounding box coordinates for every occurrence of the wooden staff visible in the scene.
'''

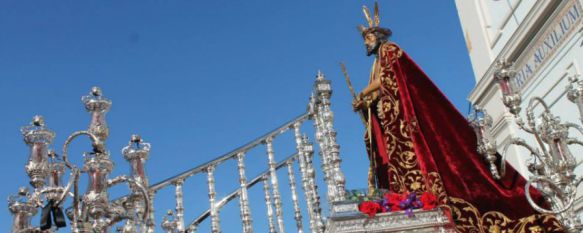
[340,62,367,126]
[339,62,378,191]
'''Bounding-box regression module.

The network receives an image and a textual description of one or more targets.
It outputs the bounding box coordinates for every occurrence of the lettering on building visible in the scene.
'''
[514,1,582,89]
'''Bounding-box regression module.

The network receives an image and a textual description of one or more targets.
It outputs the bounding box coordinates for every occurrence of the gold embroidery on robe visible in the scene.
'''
[366,42,564,232]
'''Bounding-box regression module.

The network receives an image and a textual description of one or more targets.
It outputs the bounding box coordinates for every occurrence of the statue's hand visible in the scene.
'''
[352,98,364,112]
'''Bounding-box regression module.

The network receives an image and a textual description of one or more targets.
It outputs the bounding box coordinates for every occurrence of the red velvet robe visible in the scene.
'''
[363,42,563,232]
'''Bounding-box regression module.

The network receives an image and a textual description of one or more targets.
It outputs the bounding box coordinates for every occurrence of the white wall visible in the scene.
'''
[456,0,583,213]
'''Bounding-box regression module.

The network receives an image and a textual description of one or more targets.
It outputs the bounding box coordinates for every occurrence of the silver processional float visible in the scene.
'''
[8,66,583,232]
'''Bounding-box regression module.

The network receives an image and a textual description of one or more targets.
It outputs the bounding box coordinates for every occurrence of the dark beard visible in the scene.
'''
[366,42,380,56]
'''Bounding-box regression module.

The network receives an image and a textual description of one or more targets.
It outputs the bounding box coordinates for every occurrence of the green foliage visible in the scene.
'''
[344,188,388,202]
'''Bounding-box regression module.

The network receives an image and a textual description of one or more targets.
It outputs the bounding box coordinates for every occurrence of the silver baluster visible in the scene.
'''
[147,191,156,233]
[286,160,304,233]
[265,137,285,233]
[312,74,335,204]
[207,165,221,233]
[303,136,324,233]
[293,123,317,232]
[236,152,253,233]
[314,71,346,202]
[314,101,335,204]
[262,176,277,233]
[188,224,198,233]
[174,179,185,232]
[326,130,346,202]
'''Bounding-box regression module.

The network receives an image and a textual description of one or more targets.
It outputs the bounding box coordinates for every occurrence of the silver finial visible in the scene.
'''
[18,187,29,196]
[32,115,44,126]
[48,149,57,159]
[316,70,324,80]
[91,86,102,97]
[131,134,142,143]
[494,60,516,80]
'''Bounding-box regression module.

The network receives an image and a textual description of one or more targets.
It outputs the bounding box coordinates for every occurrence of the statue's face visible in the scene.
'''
[364,32,380,56]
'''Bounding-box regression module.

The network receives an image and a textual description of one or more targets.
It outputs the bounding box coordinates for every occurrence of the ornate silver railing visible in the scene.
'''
[153,71,346,233]
[8,70,347,233]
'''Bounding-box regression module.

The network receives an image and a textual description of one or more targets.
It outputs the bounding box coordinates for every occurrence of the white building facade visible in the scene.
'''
[455,0,583,212]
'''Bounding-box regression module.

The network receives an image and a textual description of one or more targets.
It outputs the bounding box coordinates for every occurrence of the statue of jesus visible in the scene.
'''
[351,3,564,232]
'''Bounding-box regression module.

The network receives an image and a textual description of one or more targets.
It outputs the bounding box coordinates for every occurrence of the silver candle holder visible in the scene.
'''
[470,61,583,232]
[8,87,152,233]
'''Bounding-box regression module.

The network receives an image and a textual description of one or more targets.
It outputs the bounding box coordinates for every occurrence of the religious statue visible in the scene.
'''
[351,3,564,232]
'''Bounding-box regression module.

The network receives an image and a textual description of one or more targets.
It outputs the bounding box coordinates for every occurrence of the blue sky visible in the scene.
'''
[0,1,475,232]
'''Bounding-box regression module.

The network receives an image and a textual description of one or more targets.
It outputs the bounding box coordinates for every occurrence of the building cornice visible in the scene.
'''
[468,0,563,105]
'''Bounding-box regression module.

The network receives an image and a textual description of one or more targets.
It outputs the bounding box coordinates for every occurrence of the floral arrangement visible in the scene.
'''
[356,191,437,218]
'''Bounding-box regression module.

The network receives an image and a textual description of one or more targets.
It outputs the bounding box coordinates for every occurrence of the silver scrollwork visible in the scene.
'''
[471,61,583,232]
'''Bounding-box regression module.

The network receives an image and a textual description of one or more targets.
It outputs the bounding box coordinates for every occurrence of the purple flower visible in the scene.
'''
[400,198,412,207]
[408,192,417,200]
[380,199,391,212]
[380,191,436,217]
[405,208,414,217]
[414,200,423,208]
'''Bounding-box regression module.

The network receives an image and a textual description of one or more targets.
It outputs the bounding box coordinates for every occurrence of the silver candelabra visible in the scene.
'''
[8,71,349,233]
[469,60,583,232]
[8,87,152,233]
